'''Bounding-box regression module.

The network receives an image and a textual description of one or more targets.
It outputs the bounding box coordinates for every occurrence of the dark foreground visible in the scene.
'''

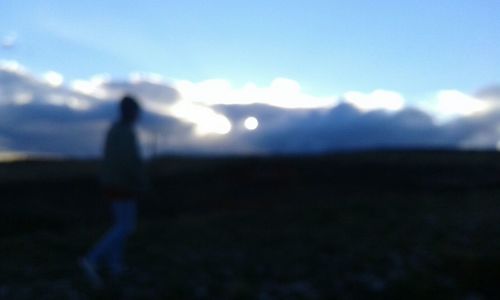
[1,150,500,299]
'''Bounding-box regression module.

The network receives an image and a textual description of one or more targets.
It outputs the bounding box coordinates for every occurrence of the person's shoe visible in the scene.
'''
[79,258,103,289]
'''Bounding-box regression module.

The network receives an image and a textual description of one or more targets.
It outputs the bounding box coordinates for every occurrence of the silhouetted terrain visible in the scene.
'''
[1,150,500,299]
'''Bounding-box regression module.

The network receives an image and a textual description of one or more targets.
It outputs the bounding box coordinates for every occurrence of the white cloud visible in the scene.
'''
[69,74,114,100]
[174,77,338,109]
[3,61,500,155]
[343,90,406,112]
[70,78,110,98]
[43,71,64,87]
[0,60,27,74]
[70,73,180,113]
[169,101,232,136]
[419,90,491,122]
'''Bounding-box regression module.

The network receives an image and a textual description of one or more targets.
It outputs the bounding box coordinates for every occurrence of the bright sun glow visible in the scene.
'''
[419,90,491,122]
[244,117,259,130]
[0,152,27,162]
[169,101,232,135]
[43,71,64,87]
[435,90,489,117]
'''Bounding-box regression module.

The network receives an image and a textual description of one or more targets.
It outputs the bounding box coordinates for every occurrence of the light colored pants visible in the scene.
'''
[87,200,137,275]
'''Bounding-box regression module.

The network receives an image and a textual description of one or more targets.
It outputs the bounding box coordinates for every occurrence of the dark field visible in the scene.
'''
[1,151,500,299]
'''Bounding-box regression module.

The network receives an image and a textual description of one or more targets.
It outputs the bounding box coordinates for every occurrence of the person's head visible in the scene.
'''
[120,95,140,124]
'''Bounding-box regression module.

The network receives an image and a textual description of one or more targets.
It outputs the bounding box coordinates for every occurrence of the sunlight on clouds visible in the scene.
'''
[0,152,27,162]
[343,90,406,112]
[169,101,232,135]
[437,90,490,116]
[71,79,98,95]
[174,78,337,109]
[4,62,500,154]
[43,71,64,87]
[70,75,111,99]
[0,60,27,74]
[421,90,490,122]
[175,79,235,104]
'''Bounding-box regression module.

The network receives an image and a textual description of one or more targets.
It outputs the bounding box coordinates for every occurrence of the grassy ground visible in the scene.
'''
[1,151,500,299]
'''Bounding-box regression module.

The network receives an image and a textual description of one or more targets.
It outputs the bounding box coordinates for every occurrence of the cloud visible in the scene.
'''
[417,90,491,122]
[174,78,338,109]
[0,64,192,157]
[170,101,232,136]
[1,33,17,49]
[214,103,450,154]
[43,71,64,87]
[1,61,500,157]
[476,85,500,103]
[343,90,405,112]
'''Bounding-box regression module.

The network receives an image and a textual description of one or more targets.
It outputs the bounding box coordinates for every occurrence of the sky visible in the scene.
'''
[0,0,499,158]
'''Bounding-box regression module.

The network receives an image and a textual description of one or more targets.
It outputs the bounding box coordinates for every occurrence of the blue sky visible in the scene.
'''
[2,0,499,97]
[1,1,500,158]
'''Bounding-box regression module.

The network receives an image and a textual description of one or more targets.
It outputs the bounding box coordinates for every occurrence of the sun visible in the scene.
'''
[244,117,259,131]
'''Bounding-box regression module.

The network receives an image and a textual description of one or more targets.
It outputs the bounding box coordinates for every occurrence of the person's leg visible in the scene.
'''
[107,200,137,276]
[86,201,133,266]
[80,202,123,288]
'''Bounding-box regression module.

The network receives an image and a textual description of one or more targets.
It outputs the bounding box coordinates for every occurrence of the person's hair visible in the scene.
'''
[120,95,140,122]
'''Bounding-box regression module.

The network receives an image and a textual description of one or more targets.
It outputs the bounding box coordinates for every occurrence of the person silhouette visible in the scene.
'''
[80,95,146,288]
